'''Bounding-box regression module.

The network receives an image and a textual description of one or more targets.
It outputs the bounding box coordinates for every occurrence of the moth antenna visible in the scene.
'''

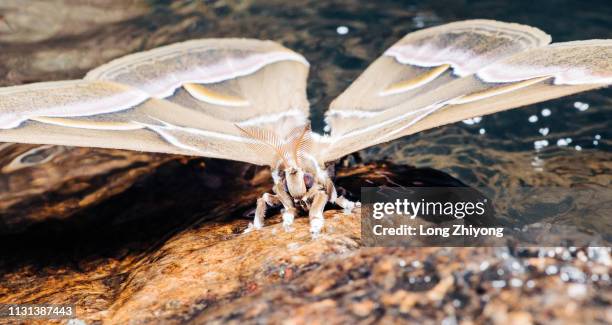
[235,124,290,167]
[294,124,313,166]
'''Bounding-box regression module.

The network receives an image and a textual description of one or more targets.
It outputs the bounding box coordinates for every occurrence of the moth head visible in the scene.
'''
[284,166,307,198]
[236,123,314,171]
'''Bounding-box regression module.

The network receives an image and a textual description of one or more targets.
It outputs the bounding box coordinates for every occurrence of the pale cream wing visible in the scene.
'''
[1,39,311,166]
[373,40,612,143]
[0,79,277,165]
[324,20,550,137]
[318,40,612,162]
[85,38,311,141]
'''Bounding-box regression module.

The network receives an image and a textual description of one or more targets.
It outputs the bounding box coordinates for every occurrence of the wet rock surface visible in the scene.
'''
[0,144,178,234]
[0,161,610,324]
[0,1,610,324]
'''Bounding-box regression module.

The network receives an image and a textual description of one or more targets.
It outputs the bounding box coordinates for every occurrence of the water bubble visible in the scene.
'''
[442,316,457,325]
[567,284,587,299]
[411,260,421,268]
[587,247,611,266]
[510,278,523,287]
[67,319,87,325]
[538,127,549,136]
[575,145,582,151]
[479,261,490,271]
[573,101,590,111]
[545,265,558,275]
[462,117,482,125]
[534,140,549,150]
[528,115,538,123]
[336,26,349,35]
[413,16,426,28]
[479,128,486,135]
[557,139,569,147]
[442,316,458,325]
[531,156,544,168]
[541,108,552,117]
[492,280,506,288]
[561,266,586,283]
[561,272,570,282]
[398,259,406,267]
[595,134,601,140]
[593,140,599,145]
[561,250,572,261]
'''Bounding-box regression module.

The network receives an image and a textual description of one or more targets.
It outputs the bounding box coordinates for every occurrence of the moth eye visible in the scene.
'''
[304,173,314,188]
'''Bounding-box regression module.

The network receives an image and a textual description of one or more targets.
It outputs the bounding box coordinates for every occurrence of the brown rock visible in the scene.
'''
[350,299,376,317]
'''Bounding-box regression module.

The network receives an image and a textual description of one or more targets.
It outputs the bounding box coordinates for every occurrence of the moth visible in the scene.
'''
[0,20,611,236]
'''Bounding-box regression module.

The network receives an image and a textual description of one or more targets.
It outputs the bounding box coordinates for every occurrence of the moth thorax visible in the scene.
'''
[285,167,307,199]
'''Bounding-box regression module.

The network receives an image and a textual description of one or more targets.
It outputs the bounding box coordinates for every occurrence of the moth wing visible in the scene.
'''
[317,20,610,162]
[0,80,278,165]
[375,40,612,143]
[0,39,311,167]
[85,38,310,145]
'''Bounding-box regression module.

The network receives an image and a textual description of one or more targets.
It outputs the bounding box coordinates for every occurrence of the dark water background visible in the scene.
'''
[2,0,610,183]
[0,0,610,234]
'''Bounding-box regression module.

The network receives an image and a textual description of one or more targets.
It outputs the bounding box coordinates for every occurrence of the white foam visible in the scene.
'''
[573,101,590,111]
[462,116,482,125]
[336,26,349,35]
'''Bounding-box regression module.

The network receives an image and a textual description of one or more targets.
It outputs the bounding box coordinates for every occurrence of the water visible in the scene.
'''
[1,0,610,186]
[0,1,610,232]
[0,3,609,322]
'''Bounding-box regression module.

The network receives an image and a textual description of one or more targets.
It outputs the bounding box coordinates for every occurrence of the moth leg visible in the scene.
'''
[245,193,280,233]
[303,185,322,202]
[309,190,328,237]
[325,178,360,213]
[273,183,298,232]
[334,195,360,214]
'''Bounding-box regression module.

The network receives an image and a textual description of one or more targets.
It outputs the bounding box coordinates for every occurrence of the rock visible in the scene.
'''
[0,144,179,234]
[350,299,376,317]
[0,162,609,324]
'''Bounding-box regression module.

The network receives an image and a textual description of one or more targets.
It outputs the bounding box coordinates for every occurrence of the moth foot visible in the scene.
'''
[243,222,255,233]
[342,200,361,214]
[309,216,324,238]
[282,211,295,232]
[244,220,263,234]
